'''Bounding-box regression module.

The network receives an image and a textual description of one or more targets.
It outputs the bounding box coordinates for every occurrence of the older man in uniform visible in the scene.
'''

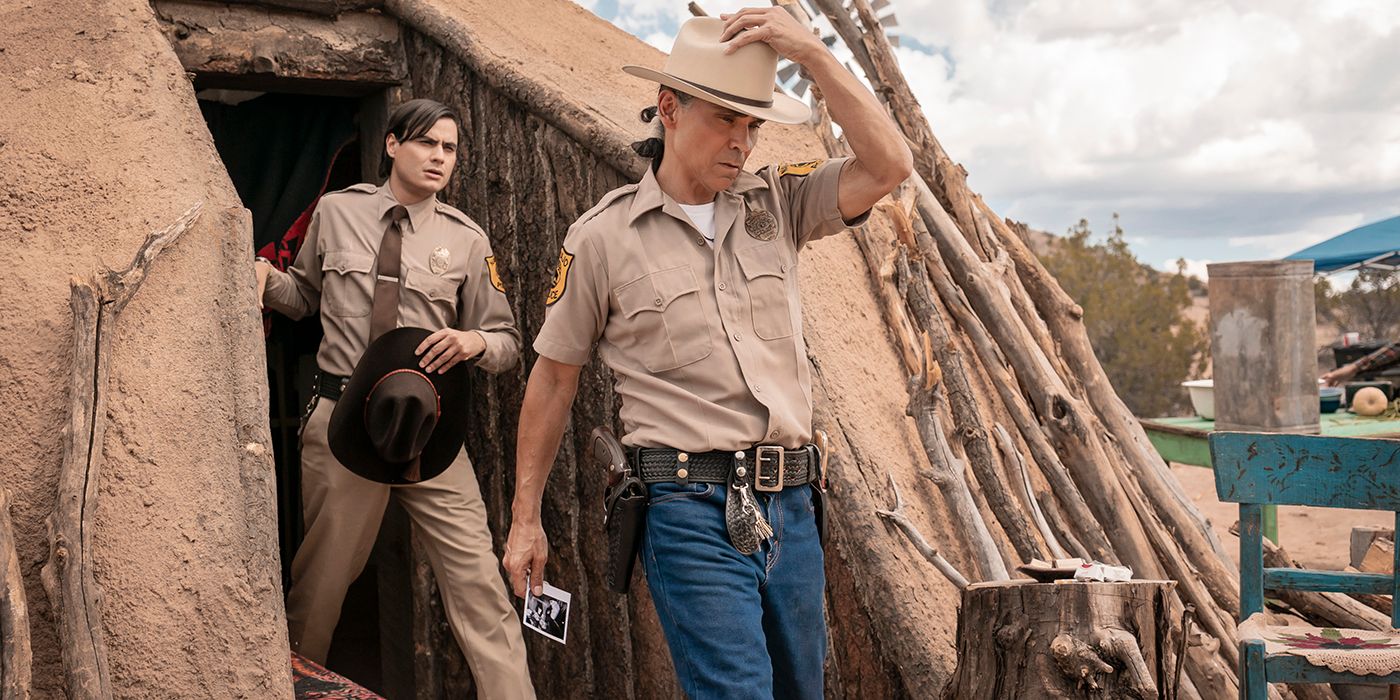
[256,98,534,698]
[504,10,912,699]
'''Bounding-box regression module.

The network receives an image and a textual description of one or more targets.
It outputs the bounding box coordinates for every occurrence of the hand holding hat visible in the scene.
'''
[622,16,812,124]
[329,327,472,484]
[718,7,825,64]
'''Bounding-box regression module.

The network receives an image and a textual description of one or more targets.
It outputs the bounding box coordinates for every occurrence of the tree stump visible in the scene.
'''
[947,580,1182,699]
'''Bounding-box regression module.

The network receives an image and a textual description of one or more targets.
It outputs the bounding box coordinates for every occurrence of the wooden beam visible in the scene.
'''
[40,202,202,700]
[220,0,383,17]
[153,1,406,87]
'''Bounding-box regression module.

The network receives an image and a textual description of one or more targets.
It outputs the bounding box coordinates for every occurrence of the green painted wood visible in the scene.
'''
[1211,432,1400,509]
[1394,512,1400,630]
[1263,567,1392,594]
[1242,640,1267,700]
[1218,432,1400,692]
[1263,654,1400,685]
[1145,412,1400,439]
[1144,428,1214,467]
[1240,503,1265,619]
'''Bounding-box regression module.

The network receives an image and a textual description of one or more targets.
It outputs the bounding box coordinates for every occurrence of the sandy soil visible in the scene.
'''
[1172,463,1391,570]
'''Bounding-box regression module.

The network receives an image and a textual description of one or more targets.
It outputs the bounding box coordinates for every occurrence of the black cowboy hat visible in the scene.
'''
[329,327,470,484]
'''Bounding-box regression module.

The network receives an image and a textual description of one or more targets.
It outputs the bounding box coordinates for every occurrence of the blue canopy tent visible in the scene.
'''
[1285,214,1400,273]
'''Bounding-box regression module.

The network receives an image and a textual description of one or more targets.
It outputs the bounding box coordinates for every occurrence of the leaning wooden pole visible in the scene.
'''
[0,488,31,700]
[40,202,202,699]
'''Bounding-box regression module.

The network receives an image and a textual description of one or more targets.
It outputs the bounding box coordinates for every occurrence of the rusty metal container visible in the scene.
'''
[1208,260,1319,434]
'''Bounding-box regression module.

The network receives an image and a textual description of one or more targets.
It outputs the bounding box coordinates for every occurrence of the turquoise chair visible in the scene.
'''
[1211,431,1400,698]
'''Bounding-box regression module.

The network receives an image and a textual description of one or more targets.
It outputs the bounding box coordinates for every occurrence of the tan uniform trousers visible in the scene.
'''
[286,397,534,699]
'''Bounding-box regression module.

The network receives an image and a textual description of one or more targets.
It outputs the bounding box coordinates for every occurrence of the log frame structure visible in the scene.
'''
[12,0,1365,696]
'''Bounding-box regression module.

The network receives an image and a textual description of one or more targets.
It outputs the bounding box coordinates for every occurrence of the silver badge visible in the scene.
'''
[429,247,451,274]
[745,210,778,241]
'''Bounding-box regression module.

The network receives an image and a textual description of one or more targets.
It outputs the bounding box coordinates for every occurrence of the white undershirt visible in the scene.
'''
[678,201,717,246]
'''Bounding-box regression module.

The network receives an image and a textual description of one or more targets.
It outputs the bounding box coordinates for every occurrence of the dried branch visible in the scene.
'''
[874,474,969,589]
[995,424,1068,561]
[41,202,201,700]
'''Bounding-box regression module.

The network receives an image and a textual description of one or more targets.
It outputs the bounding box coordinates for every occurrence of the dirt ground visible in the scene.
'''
[1171,463,1392,570]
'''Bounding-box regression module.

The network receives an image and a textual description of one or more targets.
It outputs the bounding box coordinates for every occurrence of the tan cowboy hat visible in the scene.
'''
[623,17,811,125]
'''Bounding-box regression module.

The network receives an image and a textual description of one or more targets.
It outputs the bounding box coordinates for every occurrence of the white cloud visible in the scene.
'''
[581,0,1400,264]
[1227,212,1368,258]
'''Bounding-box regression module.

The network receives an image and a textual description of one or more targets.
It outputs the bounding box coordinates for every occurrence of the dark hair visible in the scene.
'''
[630,88,692,165]
[380,98,460,180]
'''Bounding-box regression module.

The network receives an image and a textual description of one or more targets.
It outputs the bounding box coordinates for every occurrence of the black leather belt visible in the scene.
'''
[632,445,819,492]
[315,372,350,401]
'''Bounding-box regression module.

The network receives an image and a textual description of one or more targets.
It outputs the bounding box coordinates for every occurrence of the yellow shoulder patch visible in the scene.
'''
[545,247,574,306]
[776,160,823,177]
[485,256,506,293]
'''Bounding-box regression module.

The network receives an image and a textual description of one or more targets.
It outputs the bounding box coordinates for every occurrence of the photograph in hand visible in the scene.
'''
[523,579,571,644]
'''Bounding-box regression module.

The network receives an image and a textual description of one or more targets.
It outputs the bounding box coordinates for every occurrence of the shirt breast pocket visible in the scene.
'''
[735,244,796,340]
[321,251,375,317]
[614,265,713,372]
[403,268,460,326]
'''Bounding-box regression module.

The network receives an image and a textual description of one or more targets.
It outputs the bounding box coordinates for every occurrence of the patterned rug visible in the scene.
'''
[1240,613,1400,676]
[292,652,383,699]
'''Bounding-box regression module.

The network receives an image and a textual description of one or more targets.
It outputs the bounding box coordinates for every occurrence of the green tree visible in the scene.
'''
[1040,216,1208,417]
[1316,269,1400,341]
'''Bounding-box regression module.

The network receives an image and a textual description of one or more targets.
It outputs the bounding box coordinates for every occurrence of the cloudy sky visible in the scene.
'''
[574,0,1400,277]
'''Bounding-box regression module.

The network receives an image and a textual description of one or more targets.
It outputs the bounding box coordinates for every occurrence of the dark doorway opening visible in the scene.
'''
[198,86,398,695]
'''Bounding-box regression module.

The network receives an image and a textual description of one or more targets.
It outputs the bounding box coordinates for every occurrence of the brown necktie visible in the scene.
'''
[369,205,408,342]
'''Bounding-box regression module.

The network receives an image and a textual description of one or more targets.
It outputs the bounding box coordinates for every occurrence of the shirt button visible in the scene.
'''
[754,384,763,392]
[770,430,780,439]
[718,282,727,291]
[653,297,663,306]
[733,332,743,342]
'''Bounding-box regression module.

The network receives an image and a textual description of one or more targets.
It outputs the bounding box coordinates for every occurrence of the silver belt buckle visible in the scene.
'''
[753,445,785,492]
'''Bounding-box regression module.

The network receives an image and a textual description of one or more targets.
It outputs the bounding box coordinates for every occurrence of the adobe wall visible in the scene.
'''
[0,1,291,697]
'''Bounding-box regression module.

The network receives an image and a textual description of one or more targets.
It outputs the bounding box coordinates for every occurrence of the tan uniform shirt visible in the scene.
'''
[264,183,521,377]
[534,158,867,452]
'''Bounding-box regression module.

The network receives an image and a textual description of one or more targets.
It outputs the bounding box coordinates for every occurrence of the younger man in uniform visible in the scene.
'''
[504,10,912,698]
[256,98,534,698]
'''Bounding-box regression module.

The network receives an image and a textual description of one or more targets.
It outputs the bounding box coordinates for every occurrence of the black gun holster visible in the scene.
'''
[594,427,647,594]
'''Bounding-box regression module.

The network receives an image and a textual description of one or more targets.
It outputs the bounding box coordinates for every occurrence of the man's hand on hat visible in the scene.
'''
[719,7,824,64]
[415,328,486,373]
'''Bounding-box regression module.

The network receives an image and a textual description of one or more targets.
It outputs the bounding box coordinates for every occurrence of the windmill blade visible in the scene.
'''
[778,63,803,83]
[872,0,890,10]
[879,13,899,28]
[793,78,812,97]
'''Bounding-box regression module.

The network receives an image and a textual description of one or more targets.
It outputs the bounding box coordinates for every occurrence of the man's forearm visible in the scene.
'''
[800,49,909,175]
[1355,341,1400,373]
[511,360,582,521]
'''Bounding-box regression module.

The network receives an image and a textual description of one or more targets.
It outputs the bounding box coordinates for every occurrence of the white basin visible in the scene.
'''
[1182,379,1214,420]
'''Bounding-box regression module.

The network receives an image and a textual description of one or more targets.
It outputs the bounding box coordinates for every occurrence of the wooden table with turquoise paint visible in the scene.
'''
[1142,412,1400,542]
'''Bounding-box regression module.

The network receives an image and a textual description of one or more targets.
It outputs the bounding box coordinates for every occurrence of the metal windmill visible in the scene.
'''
[775,0,901,113]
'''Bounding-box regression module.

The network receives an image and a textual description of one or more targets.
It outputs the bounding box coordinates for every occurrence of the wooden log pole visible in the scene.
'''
[153,1,407,87]
[40,203,201,700]
[0,488,31,700]
[905,380,1010,581]
[898,252,1046,563]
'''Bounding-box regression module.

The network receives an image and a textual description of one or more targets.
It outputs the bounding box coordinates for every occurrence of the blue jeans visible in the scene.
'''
[642,480,826,699]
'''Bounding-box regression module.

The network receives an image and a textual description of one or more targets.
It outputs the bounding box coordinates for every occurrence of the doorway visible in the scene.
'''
[198,86,402,694]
